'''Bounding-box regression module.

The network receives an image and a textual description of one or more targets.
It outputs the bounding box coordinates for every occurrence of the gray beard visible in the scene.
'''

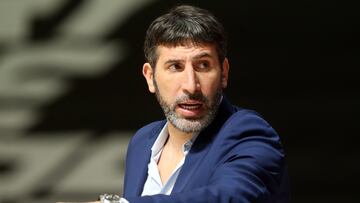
[153,79,222,133]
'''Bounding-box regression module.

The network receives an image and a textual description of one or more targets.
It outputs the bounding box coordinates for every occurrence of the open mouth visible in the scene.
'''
[178,103,202,110]
[176,100,204,117]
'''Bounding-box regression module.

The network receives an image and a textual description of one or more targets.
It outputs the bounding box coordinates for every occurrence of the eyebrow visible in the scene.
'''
[164,59,184,65]
[164,52,213,65]
[193,52,212,60]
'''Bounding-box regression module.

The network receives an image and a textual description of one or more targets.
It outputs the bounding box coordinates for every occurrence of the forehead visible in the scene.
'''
[156,43,219,61]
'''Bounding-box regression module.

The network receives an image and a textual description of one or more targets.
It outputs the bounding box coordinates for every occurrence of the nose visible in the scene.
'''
[182,65,200,94]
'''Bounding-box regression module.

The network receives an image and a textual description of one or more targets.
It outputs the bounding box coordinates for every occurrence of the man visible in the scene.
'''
[122,4,290,203]
[61,4,290,203]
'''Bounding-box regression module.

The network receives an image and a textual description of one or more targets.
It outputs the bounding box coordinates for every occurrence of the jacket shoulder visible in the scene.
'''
[227,107,273,130]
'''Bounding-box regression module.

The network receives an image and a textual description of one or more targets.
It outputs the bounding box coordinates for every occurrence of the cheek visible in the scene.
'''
[156,71,184,89]
[200,75,222,94]
[155,76,178,98]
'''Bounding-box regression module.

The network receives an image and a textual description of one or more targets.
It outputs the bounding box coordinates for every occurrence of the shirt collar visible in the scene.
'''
[151,122,199,157]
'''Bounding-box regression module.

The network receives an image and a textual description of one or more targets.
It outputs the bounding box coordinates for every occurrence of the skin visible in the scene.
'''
[143,42,229,183]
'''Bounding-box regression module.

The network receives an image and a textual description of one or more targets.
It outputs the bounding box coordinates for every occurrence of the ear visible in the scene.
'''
[221,58,230,88]
[142,63,156,93]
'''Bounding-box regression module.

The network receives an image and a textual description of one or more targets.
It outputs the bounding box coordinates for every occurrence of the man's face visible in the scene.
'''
[143,43,229,133]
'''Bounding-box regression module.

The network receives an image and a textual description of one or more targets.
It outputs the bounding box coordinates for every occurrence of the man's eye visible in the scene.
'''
[197,62,210,70]
[169,64,183,71]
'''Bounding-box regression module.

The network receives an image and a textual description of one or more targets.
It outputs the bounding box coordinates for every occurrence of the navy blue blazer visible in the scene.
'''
[123,97,290,203]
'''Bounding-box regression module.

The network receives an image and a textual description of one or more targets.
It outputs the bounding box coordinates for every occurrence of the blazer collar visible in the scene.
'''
[132,120,166,196]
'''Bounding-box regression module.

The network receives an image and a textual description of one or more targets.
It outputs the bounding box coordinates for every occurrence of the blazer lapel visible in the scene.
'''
[128,121,166,196]
[171,132,213,193]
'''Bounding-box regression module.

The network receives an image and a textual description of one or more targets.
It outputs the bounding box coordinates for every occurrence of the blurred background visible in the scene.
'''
[0,0,358,202]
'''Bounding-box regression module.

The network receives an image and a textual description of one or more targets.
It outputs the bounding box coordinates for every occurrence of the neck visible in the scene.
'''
[166,122,194,150]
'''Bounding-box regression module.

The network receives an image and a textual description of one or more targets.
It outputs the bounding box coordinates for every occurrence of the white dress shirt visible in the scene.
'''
[141,123,198,196]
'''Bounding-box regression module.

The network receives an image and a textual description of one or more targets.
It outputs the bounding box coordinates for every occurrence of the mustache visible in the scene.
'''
[174,92,208,104]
